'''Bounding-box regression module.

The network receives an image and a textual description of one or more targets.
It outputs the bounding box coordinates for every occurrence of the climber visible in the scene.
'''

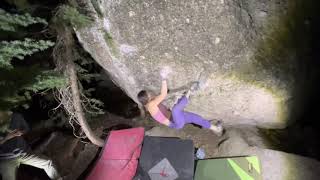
[137,67,223,136]
[0,111,62,180]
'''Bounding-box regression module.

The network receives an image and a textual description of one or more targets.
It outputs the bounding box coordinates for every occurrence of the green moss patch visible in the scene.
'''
[104,31,119,57]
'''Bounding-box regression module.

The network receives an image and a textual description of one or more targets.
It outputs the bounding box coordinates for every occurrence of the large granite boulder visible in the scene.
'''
[215,128,320,180]
[75,0,303,128]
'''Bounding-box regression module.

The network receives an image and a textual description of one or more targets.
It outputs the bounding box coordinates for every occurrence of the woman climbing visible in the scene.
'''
[137,67,223,136]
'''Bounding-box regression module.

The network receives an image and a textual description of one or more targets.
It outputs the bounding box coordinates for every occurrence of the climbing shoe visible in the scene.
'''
[210,120,224,137]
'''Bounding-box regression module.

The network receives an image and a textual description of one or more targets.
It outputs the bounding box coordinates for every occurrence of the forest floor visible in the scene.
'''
[22,112,224,180]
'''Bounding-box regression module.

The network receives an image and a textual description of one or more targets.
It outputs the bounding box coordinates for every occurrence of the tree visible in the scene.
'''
[52,5,104,147]
[0,8,65,111]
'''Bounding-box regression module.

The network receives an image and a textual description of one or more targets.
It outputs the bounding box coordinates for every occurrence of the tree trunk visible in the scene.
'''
[67,58,104,147]
[64,29,104,147]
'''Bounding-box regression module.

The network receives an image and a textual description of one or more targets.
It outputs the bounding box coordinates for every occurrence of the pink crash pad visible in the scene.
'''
[87,127,145,180]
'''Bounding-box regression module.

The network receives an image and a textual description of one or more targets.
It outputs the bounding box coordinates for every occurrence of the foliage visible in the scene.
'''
[53,5,92,29]
[0,8,47,32]
[0,38,54,69]
[73,45,105,116]
[0,8,66,110]
[0,66,65,110]
[0,8,54,69]
[24,71,66,91]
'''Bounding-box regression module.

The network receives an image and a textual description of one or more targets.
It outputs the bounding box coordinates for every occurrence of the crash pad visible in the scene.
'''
[194,156,262,180]
[87,127,145,180]
[136,136,194,180]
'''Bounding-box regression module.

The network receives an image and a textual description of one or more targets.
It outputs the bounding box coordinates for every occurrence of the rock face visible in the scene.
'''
[75,0,294,128]
[216,128,320,180]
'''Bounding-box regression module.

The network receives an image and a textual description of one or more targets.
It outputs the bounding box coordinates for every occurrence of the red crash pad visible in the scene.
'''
[87,127,145,180]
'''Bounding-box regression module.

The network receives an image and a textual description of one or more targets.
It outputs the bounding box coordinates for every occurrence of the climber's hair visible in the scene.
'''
[137,90,149,105]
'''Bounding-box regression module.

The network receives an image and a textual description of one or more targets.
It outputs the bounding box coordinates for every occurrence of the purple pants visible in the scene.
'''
[169,96,211,129]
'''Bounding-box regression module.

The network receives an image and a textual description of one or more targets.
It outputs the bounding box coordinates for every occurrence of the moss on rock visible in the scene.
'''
[103,31,119,57]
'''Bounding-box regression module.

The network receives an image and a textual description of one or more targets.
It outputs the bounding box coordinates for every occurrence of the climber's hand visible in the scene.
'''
[160,66,172,80]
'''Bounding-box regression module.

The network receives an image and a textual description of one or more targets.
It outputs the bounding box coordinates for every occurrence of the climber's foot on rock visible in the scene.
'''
[210,120,224,137]
[185,90,191,99]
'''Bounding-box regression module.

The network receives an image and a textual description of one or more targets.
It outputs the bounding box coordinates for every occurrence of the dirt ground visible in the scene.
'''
[32,112,225,179]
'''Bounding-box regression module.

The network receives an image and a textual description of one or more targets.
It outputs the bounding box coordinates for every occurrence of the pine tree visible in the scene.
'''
[0,8,65,110]
[52,5,104,147]
[0,38,55,69]
[0,8,47,32]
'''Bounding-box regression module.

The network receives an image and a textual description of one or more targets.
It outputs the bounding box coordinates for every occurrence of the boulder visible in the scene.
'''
[75,0,299,128]
[216,128,320,180]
